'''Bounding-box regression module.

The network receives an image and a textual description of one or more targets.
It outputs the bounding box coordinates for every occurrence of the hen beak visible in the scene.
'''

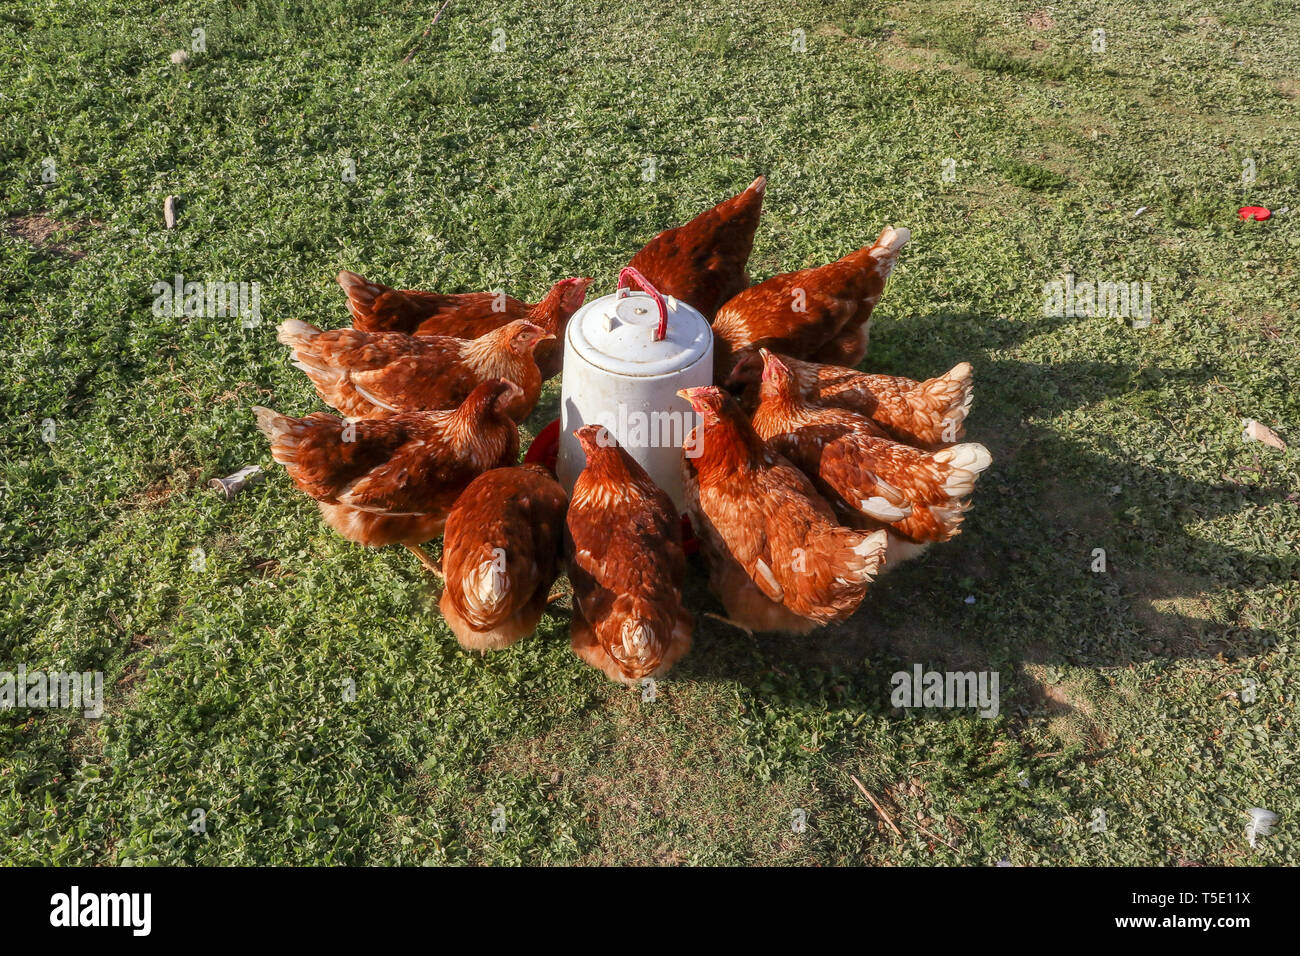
[758,349,786,383]
[573,424,614,451]
[567,278,593,310]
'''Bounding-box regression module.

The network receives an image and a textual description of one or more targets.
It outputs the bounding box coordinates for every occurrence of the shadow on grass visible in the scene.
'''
[671,314,1291,722]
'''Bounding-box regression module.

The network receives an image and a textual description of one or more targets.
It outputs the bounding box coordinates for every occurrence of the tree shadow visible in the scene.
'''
[673,312,1291,721]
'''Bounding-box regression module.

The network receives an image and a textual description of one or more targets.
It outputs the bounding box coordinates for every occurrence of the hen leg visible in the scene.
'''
[704,611,754,638]
[404,543,444,581]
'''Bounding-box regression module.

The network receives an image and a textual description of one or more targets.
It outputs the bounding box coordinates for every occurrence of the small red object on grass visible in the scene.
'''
[524,417,699,555]
[1239,206,1271,221]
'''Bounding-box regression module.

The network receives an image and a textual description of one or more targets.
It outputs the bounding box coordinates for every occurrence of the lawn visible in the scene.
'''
[1,0,1296,865]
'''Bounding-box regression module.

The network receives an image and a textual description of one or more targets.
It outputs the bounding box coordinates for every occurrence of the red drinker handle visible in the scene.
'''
[616,266,669,341]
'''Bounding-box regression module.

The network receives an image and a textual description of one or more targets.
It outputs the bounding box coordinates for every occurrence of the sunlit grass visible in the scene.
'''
[1,0,1296,865]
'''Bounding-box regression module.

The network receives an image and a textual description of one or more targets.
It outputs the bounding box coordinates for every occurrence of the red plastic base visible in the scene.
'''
[523,418,561,472]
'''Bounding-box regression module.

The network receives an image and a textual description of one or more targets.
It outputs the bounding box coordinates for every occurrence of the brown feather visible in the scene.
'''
[253,379,520,549]
[711,226,907,379]
[751,354,991,548]
[678,387,888,633]
[336,271,590,379]
[626,176,765,321]
[440,465,568,651]
[565,427,692,684]
[278,318,547,423]
[729,352,974,449]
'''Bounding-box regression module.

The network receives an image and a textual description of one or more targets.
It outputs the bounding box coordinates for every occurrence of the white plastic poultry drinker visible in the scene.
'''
[557,267,713,511]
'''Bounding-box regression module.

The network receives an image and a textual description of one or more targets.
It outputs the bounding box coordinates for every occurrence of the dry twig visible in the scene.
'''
[849,774,902,837]
[403,0,453,64]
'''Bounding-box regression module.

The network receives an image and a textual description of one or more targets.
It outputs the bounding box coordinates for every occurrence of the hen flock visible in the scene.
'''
[254,176,992,684]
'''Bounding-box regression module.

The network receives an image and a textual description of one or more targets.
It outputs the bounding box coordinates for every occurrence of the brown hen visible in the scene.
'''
[727,351,973,449]
[253,379,521,573]
[626,176,766,321]
[439,465,568,651]
[751,352,992,567]
[565,426,693,685]
[277,318,548,423]
[711,226,909,379]
[337,271,591,379]
[678,386,889,634]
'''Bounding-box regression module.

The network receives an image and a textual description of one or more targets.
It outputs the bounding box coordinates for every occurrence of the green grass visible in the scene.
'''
[2,0,1297,865]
